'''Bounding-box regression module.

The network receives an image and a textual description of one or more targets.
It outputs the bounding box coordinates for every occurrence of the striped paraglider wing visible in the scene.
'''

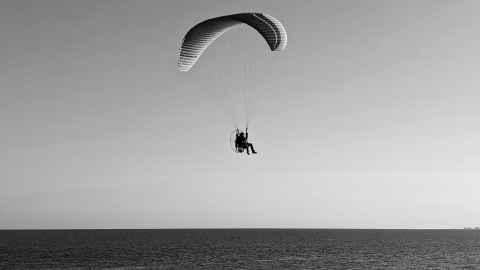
[178,13,287,72]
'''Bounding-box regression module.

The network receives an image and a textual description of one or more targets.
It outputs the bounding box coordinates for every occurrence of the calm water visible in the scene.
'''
[1,229,480,269]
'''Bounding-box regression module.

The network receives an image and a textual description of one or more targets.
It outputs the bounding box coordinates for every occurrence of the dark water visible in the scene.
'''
[1,229,480,269]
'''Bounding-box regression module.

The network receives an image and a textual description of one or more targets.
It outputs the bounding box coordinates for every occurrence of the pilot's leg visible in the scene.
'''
[247,143,257,154]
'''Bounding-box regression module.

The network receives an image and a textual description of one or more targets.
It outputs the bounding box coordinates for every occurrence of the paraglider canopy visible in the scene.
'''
[178,12,288,72]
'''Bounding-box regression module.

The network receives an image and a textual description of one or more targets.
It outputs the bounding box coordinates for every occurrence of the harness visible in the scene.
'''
[230,128,248,153]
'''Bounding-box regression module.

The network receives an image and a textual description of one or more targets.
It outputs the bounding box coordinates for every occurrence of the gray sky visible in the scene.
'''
[1,0,480,229]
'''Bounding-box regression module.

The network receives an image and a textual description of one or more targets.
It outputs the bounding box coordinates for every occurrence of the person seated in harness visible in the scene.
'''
[234,128,257,154]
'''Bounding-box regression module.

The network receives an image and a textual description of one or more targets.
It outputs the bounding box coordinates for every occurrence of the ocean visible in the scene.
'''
[1,229,480,269]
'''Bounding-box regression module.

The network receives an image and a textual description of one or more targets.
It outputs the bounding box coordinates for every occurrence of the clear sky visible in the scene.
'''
[1,0,480,229]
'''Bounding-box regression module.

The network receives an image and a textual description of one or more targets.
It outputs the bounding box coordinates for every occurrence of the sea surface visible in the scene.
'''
[1,229,480,269]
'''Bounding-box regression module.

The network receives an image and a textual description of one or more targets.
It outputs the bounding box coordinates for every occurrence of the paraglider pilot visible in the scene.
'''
[235,128,257,154]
